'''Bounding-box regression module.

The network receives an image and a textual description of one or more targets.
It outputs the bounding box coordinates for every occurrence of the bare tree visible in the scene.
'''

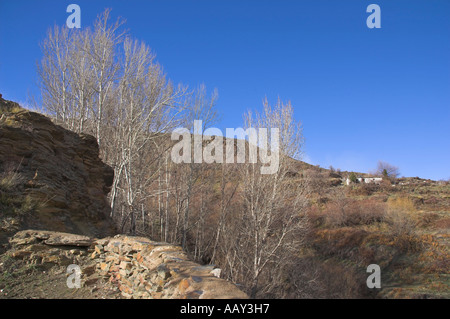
[221,97,310,298]
[180,85,218,249]
[211,158,239,263]
[110,36,187,234]
[68,29,95,133]
[376,160,400,179]
[88,9,125,147]
[37,25,74,124]
[37,9,193,234]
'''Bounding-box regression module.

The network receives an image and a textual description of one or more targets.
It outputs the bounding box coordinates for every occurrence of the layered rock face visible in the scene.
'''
[0,97,115,238]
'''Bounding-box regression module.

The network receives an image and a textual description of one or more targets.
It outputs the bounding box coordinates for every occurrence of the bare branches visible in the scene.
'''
[375,160,400,179]
[219,98,310,298]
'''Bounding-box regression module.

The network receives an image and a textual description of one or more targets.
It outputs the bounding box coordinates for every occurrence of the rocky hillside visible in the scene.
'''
[0,97,247,299]
[0,97,116,243]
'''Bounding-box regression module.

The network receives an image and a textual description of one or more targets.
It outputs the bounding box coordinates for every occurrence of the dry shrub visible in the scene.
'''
[379,179,396,191]
[434,217,450,229]
[324,198,386,227]
[313,261,368,298]
[0,161,25,191]
[384,211,416,237]
[418,234,450,273]
[304,168,329,196]
[307,205,325,227]
[313,228,369,259]
[348,183,377,196]
[261,256,325,299]
[424,196,439,206]
[391,233,421,253]
[385,197,417,236]
[417,212,440,228]
[388,196,416,213]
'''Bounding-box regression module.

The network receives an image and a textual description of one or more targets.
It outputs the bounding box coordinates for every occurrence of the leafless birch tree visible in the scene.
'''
[223,98,310,298]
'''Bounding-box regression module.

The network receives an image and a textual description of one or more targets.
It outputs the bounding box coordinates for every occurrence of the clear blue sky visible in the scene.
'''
[1,0,449,180]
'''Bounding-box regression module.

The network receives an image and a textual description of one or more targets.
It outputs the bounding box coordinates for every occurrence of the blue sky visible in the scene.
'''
[0,0,449,180]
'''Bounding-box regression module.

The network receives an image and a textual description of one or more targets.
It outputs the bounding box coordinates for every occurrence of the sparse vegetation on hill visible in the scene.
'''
[306,177,449,298]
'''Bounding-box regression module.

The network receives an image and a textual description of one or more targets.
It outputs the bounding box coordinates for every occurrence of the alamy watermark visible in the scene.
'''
[66,264,81,288]
[366,264,381,289]
[66,4,81,29]
[171,120,280,175]
[65,4,381,30]
[366,4,381,29]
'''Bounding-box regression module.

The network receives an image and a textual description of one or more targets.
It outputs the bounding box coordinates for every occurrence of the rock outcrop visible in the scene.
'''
[5,230,248,299]
[91,234,247,299]
[0,97,116,240]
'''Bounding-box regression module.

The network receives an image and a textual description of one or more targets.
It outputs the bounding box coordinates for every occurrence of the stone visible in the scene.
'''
[151,292,163,299]
[109,265,120,273]
[210,268,222,278]
[43,232,92,247]
[69,249,82,255]
[119,284,133,295]
[83,265,96,276]
[58,255,73,266]
[11,250,32,259]
[134,252,144,263]
[84,275,100,286]
[191,276,202,283]
[99,262,110,272]
[119,269,128,277]
[186,290,203,299]
[91,251,99,259]
[105,255,117,263]
[41,255,60,265]
[121,291,133,299]
[10,237,38,246]
[178,278,190,291]
[157,264,171,280]
[94,245,103,254]
[118,255,131,262]
[119,261,132,271]
[144,283,153,292]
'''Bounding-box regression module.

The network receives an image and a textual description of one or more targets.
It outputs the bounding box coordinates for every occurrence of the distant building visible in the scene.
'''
[344,177,383,185]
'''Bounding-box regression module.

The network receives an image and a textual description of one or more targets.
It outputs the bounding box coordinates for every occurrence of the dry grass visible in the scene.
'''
[434,217,450,230]
[0,169,23,192]
[384,197,417,237]
[322,198,386,227]
[0,105,22,115]
[0,164,42,236]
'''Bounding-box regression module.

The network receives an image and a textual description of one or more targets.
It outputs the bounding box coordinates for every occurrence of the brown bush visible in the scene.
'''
[307,205,325,227]
[434,217,450,230]
[385,197,417,237]
[324,198,386,227]
[347,183,376,196]
[417,212,440,228]
[313,228,369,259]
[313,261,367,298]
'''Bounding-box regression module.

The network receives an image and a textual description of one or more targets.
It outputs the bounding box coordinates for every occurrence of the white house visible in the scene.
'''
[345,177,383,185]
